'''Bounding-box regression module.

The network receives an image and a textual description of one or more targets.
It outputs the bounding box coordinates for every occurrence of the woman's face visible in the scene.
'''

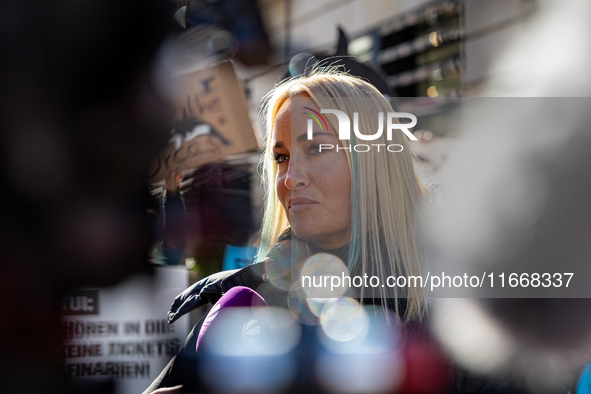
[272,95,352,249]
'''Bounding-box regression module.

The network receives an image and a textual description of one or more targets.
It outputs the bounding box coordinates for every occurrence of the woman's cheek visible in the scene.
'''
[275,175,288,205]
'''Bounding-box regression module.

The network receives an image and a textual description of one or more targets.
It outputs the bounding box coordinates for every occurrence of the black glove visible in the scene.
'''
[167,263,267,324]
[167,229,305,324]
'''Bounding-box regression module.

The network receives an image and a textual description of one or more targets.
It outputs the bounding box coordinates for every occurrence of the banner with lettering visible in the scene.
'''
[149,60,260,181]
[62,266,189,394]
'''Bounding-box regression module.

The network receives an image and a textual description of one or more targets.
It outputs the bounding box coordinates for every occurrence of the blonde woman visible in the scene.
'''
[167,71,425,321]
[146,70,427,393]
[260,71,425,318]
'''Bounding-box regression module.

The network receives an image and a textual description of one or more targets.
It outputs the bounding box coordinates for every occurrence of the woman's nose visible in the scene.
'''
[285,161,308,190]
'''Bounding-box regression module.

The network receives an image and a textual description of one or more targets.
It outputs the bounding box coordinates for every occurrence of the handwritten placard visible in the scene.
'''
[149,61,259,181]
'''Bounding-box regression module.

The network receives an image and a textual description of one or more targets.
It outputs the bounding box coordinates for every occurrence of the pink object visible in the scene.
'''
[196,286,268,352]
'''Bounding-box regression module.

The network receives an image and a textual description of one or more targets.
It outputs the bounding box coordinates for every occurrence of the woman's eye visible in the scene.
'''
[308,144,321,155]
[273,153,289,164]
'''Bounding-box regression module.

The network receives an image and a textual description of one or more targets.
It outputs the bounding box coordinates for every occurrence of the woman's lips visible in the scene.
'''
[288,197,318,213]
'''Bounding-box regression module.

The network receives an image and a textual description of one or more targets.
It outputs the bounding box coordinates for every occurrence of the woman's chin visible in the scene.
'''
[290,222,322,241]
[291,227,350,250]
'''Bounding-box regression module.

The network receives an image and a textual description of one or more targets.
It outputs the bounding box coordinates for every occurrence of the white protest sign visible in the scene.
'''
[62,266,189,394]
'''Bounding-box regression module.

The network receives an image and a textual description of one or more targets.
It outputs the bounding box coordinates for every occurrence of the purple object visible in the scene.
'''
[196,286,268,352]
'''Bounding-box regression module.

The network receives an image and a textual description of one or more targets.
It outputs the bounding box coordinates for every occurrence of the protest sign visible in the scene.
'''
[62,266,189,394]
[149,60,259,181]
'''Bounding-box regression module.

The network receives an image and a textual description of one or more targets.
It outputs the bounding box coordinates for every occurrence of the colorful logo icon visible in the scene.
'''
[302,106,328,131]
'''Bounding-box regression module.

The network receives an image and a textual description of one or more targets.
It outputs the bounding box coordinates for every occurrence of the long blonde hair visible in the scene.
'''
[258,70,426,321]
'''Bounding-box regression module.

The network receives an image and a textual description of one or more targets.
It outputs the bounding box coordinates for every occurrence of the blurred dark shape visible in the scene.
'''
[285,27,393,96]
[149,186,188,266]
[398,328,453,393]
[183,163,256,276]
[487,299,591,351]
[182,0,273,66]
[0,0,174,392]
